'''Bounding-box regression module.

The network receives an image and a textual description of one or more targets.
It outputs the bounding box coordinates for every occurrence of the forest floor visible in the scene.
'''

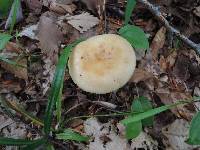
[0,0,200,149]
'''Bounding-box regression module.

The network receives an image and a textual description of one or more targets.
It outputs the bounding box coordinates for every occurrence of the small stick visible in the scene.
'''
[137,0,200,54]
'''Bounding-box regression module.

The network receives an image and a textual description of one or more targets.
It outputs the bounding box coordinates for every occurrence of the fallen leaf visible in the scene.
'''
[150,27,166,61]
[193,6,200,17]
[37,12,63,53]
[50,2,76,14]
[129,68,154,83]
[24,0,42,14]
[66,12,99,33]
[19,24,38,40]
[162,119,198,150]
[0,58,27,80]
[37,12,64,94]
[84,118,130,150]
[131,131,158,149]
[80,0,104,15]
[156,88,194,120]
[43,0,73,7]
[0,42,28,80]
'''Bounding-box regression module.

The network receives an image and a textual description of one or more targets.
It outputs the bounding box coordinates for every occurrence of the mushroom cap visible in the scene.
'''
[68,34,136,94]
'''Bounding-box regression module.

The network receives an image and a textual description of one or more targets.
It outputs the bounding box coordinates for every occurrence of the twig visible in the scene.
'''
[137,0,200,54]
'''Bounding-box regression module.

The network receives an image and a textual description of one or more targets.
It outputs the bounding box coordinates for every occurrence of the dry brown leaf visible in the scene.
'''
[66,12,99,33]
[150,27,166,61]
[0,59,28,81]
[156,88,194,120]
[193,6,200,17]
[0,42,28,80]
[80,0,104,15]
[129,68,154,83]
[43,0,74,7]
[50,2,76,14]
[159,50,177,72]
[25,0,42,14]
[162,119,197,150]
[37,12,64,95]
[37,12,63,53]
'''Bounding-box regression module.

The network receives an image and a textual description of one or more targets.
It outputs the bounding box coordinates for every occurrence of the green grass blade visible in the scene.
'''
[0,33,12,51]
[0,0,13,18]
[121,101,184,125]
[56,128,89,142]
[56,82,63,126]
[9,0,20,33]
[44,39,84,136]
[0,137,46,146]
[124,0,136,25]
[131,96,153,126]
[21,138,47,150]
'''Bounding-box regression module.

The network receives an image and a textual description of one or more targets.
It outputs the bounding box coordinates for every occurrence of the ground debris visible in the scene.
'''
[37,12,64,95]
[162,119,198,150]
[83,118,130,150]
[65,12,99,33]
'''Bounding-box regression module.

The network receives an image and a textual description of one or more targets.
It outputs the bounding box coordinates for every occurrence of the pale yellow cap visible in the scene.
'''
[68,34,136,94]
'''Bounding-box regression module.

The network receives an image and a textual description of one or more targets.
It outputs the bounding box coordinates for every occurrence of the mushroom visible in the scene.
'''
[68,34,136,94]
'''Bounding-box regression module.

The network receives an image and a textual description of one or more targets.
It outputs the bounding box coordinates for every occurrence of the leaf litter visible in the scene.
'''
[1,0,200,149]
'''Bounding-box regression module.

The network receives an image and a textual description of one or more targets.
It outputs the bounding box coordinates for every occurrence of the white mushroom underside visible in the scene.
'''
[68,34,136,94]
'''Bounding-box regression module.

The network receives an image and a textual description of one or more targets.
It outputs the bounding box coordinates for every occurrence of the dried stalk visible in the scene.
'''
[137,0,200,54]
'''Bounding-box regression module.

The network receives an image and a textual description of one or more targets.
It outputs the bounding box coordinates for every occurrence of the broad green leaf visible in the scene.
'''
[125,121,142,139]
[0,0,13,18]
[119,24,149,49]
[21,138,47,150]
[187,111,200,145]
[44,39,83,135]
[125,0,136,25]
[0,137,45,146]
[131,96,153,126]
[0,33,12,50]
[121,101,183,125]
[56,128,89,142]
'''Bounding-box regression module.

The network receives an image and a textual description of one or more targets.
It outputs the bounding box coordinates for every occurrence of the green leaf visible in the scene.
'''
[44,39,83,135]
[118,24,149,49]
[0,33,12,50]
[187,111,200,145]
[0,137,45,146]
[46,143,55,150]
[9,0,20,33]
[21,138,47,150]
[131,96,153,126]
[124,0,136,25]
[56,83,63,126]
[121,101,183,126]
[0,0,13,18]
[56,128,90,142]
[125,121,142,139]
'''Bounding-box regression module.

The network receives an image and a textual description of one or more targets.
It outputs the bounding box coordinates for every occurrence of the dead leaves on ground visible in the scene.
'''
[1,0,200,149]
